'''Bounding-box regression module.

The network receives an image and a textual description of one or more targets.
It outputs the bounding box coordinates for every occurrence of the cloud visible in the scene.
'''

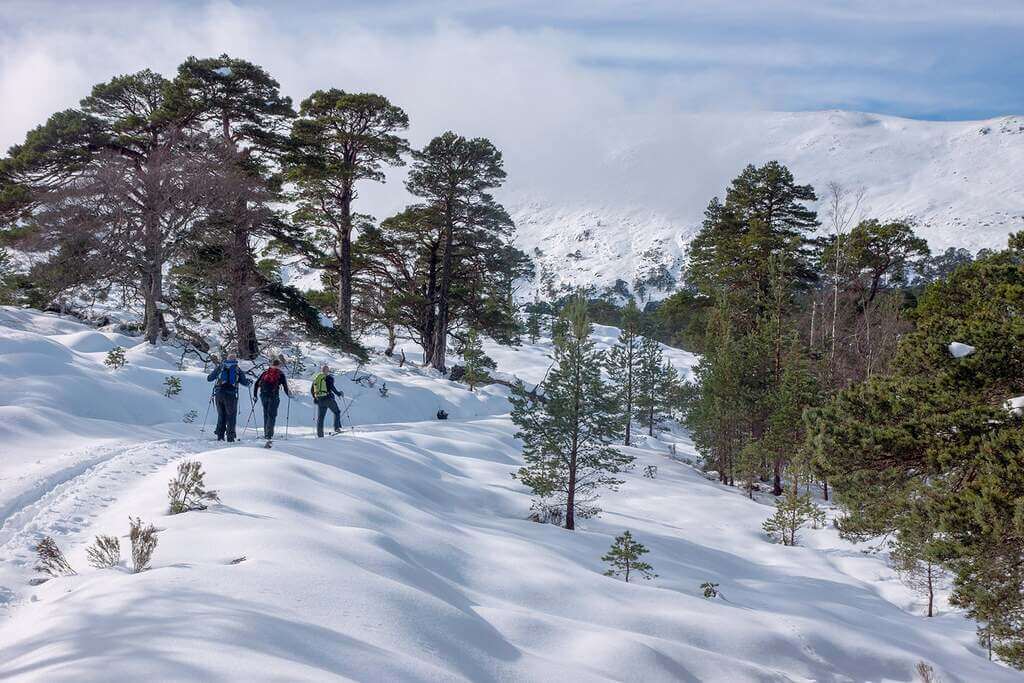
[0,0,1021,221]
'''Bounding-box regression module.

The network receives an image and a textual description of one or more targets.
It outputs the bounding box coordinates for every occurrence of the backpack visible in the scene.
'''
[312,372,329,398]
[261,366,283,391]
[218,362,239,387]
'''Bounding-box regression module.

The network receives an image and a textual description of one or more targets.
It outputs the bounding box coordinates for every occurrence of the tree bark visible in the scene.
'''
[421,242,440,365]
[230,221,259,360]
[141,200,163,345]
[772,458,783,497]
[431,217,454,372]
[337,186,354,336]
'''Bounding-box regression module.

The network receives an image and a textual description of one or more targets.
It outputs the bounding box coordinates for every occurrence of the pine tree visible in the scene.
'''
[285,89,409,335]
[0,70,224,343]
[889,521,945,618]
[526,307,542,344]
[602,530,655,582]
[461,328,496,391]
[511,298,631,530]
[686,161,819,318]
[736,440,764,498]
[810,237,1024,665]
[605,299,643,445]
[169,55,295,359]
[406,132,513,372]
[762,490,819,546]
[634,336,678,437]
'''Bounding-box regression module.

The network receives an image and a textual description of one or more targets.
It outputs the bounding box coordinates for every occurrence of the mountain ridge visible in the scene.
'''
[493,109,1024,301]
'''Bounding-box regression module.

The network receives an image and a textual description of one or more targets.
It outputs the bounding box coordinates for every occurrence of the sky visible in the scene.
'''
[1,0,1021,218]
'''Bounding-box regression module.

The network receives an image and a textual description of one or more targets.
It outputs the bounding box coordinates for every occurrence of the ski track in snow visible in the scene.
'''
[0,439,204,598]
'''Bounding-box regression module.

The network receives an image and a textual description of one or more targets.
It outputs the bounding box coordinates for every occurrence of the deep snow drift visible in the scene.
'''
[0,307,1014,682]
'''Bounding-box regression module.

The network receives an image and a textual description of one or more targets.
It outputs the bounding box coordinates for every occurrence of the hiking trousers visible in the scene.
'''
[316,396,341,437]
[214,390,239,441]
[261,393,281,440]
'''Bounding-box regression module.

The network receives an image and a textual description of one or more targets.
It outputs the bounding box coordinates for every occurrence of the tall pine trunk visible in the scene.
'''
[336,187,353,336]
[431,218,454,372]
[623,344,634,446]
[421,242,439,365]
[230,220,259,360]
[565,353,582,531]
[141,194,163,345]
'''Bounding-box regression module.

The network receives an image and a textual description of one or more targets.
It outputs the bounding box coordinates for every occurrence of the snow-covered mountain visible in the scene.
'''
[0,307,1016,681]
[494,110,1024,301]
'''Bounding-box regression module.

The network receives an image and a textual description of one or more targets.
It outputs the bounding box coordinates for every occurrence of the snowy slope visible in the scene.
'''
[500,111,1024,301]
[0,308,1015,682]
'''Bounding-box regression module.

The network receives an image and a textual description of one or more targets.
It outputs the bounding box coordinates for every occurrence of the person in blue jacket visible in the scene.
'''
[207,353,250,442]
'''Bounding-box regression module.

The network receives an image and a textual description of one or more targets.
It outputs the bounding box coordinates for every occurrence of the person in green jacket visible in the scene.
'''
[311,364,344,437]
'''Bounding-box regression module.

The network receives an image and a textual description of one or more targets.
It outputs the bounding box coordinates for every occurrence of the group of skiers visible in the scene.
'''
[206,354,346,446]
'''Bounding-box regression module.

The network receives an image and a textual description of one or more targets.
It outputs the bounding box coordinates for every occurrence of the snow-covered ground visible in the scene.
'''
[0,307,1013,681]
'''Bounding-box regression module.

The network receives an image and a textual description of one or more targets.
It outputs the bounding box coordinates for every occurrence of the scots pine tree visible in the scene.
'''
[169,55,295,359]
[526,308,542,344]
[810,236,1024,666]
[461,328,496,391]
[602,531,655,582]
[605,299,643,445]
[511,298,631,530]
[634,337,679,437]
[285,89,409,335]
[889,520,945,618]
[762,490,819,546]
[406,132,512,372]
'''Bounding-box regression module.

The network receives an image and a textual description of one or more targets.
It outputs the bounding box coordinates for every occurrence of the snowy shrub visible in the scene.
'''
[168,460,220,514]
[34,536,76,577]
[701,581,720,599]
[643,465,657,479]
[379,382,389,398]
[104,346,127,370]
[602,531,655,582]
[182,409,198,424]
[915,661,937,683]
[163,375,182,397]
[527,499,564,527]
[86,535,121,569]
[129,517,158,573]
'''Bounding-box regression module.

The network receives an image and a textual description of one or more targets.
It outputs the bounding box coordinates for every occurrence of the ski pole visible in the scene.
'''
[241,394,257,438]
[284,395,291,440]
[199,386,215,433]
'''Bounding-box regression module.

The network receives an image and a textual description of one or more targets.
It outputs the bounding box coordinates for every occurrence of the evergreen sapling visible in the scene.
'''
[461,328,496,391]
[511,298,632,530]
[763,490,820,546]
[168,461,220,514]
[602,531,656,582]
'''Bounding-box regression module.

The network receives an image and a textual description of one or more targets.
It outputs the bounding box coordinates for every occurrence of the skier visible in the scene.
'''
[254,357,291,448]
[311,364,344,438]
[207,353,250,442]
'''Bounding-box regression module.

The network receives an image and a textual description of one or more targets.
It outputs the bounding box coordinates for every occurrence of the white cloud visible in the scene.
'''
[0,0,1020,222]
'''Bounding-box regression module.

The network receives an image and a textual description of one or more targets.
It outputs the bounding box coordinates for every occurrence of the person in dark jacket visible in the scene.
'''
[311,364,344,437]
[254,358,291,444]
[207,353,250,442]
